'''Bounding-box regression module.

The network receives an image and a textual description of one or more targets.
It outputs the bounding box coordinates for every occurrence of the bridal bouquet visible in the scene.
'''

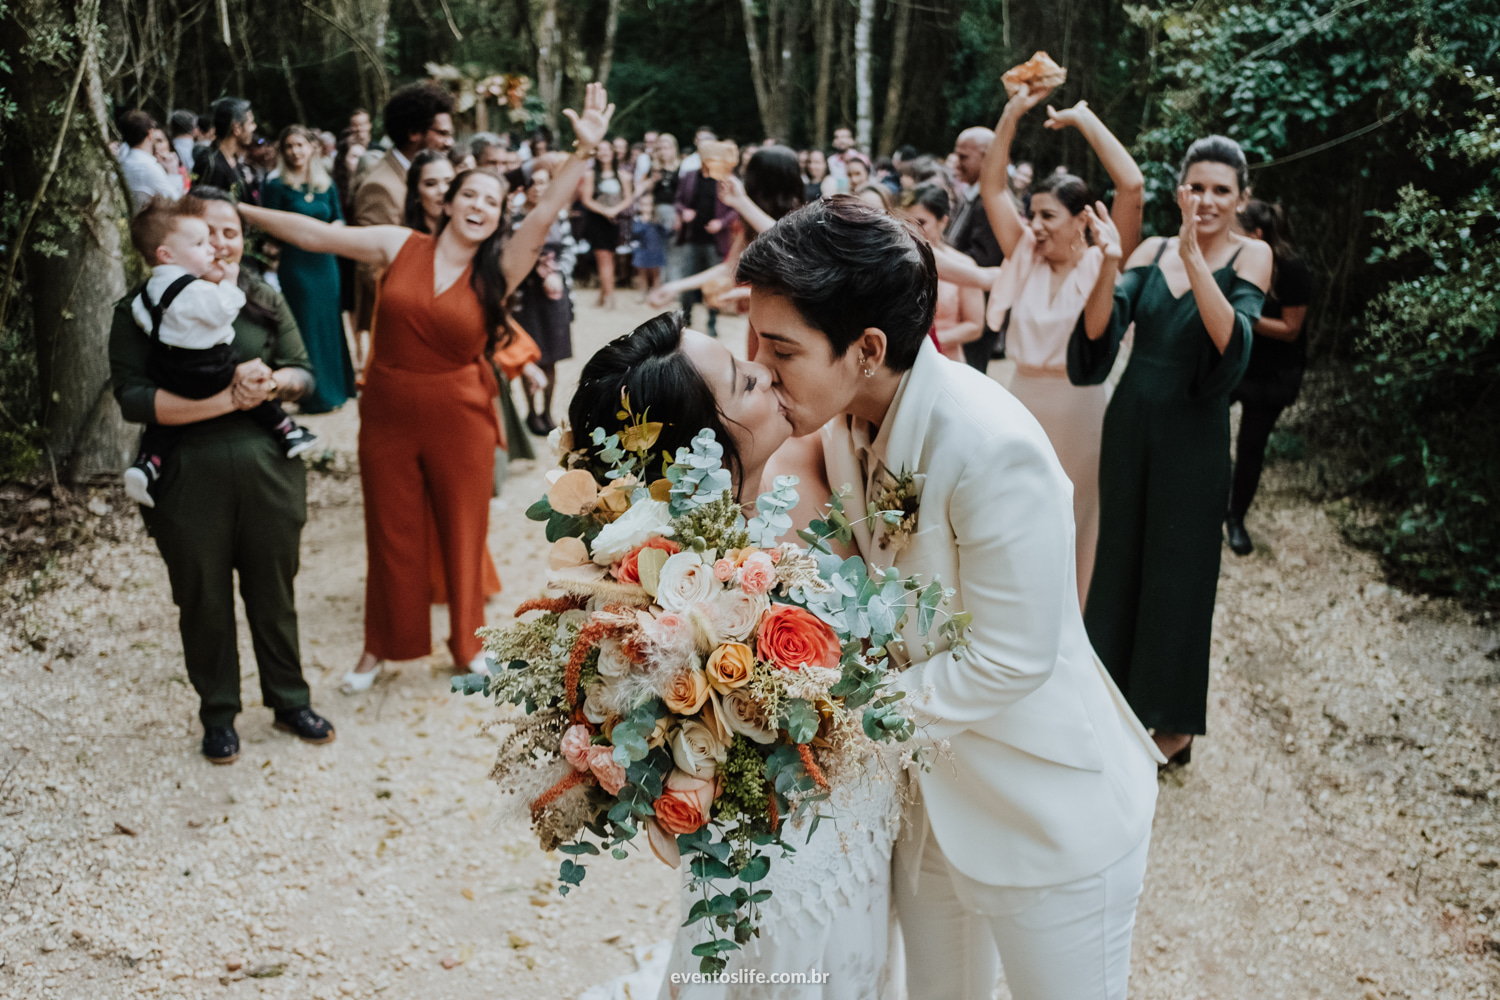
[455,413,967,973]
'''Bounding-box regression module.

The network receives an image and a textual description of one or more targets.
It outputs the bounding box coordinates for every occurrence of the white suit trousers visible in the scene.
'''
[893,813,1151,1000]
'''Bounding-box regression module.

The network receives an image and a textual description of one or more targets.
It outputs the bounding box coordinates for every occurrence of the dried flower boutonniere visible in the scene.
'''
[868,466,924,553]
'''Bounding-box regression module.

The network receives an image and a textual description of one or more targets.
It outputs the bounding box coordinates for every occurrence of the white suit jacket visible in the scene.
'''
[823,340,1163,889]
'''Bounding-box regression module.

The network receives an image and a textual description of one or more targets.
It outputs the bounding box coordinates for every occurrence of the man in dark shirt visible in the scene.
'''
[192,97,261,205]
[671,134,736,336]
[946,125,1006,370]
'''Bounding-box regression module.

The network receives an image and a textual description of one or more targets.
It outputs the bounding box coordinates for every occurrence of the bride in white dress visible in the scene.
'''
[568,312,904,1000]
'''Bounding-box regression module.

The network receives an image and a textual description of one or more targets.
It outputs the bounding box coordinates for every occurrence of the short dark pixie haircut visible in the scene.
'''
[736,195,937,372]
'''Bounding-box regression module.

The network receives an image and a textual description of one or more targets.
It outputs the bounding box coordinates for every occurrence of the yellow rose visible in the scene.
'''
[661,667,711,715]
[705,642,754,694]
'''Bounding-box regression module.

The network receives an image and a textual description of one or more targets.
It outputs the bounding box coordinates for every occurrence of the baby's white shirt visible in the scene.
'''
[131,265,247,350]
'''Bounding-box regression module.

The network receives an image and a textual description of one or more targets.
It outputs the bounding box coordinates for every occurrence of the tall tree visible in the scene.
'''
[740,0,805,142]
[534,0,563,131]
[1,0,134,481]
[877,0,912,156]
[811,0,834,149]
[597,0,621,87]
[853,0,874,150]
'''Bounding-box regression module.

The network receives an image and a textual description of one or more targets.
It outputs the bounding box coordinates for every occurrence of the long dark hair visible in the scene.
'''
[569,312,747,492]
[1177,135,1250,192]
[1238,198,1297,296]
[743,145,805,222]
[433,167,513,355]
[403,149,450,232]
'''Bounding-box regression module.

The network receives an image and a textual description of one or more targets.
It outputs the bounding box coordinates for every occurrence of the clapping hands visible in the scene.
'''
[1082,201,1123,261]
[562,82,615,152]
[1176,185,1203,261]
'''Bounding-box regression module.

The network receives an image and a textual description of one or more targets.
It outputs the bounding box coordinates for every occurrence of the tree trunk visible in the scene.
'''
[877,0,912,157]
[1,0,134,482]
[597,0,620,87]
[534,0,562,132]
[740,0,800,143]
[854,0,874,152]
[812,0,833,149]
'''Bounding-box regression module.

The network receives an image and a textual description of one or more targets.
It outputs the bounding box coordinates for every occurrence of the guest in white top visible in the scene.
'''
[118,110,181,214]
[979,84,1144,607]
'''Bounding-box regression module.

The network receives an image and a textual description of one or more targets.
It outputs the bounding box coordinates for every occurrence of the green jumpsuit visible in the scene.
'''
[1068,241,1264,735]
[109,274,315,730]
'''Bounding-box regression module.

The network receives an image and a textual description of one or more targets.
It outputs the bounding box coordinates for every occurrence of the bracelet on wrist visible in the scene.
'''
[572,141,596,161]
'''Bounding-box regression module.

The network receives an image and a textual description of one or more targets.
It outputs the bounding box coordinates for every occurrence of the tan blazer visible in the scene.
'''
[823,339,1164,890]
[352,150,408,331]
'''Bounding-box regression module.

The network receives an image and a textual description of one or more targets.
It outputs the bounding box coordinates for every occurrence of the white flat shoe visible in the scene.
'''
[468,653,492,675]
[340,661,383,694]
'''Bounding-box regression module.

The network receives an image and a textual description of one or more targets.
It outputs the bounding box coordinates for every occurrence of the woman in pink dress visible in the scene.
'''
[980,85,1144,607]
[903,184,985,362]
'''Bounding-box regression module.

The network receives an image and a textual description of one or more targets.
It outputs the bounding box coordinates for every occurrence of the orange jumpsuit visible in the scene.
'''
[359,233,538,665]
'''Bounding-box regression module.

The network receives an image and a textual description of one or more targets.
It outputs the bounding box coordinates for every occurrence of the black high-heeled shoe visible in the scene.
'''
[1157,735,1194,771]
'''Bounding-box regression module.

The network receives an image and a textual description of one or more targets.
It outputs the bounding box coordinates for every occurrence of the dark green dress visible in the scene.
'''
[110,273,315,729]
[263,177,354,413]
[1068,240,1265,735]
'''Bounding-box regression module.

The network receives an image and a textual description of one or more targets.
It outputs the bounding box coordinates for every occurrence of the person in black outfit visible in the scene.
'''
[192,97,261,204]
[945,126,1006,369]
[1226,200,1314,554]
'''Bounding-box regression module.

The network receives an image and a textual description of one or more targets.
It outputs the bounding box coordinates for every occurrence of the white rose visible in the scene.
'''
[596,638,631,678]
[707,587,769,643]
[720,688,777,745]
[582,682,609,724]
[670,720,728,779]
[590,499,675,566]
[656,551,718,613]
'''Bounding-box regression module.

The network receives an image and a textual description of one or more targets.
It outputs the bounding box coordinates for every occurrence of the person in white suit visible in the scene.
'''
[737,195,1165,1000]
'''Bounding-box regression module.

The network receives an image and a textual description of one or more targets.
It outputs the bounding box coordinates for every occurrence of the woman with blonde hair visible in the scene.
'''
[263,124,354,412]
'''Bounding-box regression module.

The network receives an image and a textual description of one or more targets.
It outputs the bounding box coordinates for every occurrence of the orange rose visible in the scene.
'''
[705,642,754,693]
[660,667,711,715]
[653,770,718,836]
[614,537,682,584]
[756,605,842,672]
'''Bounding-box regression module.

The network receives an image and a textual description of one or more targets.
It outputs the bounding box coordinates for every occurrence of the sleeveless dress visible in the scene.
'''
[1067,239,1264,736]
[988,229,1108,606]
[359,233,538,666]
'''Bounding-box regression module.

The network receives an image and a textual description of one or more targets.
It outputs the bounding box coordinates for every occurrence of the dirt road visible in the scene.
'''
[1,295,1496,1000]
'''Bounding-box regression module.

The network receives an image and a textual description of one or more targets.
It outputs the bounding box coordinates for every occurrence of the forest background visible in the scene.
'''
[0,0,1497,603]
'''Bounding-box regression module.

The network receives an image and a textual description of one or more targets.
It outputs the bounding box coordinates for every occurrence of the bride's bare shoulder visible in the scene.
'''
[764,432,830,498]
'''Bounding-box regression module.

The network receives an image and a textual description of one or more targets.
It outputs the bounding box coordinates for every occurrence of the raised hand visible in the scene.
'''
[1003,84,1051,121]
[717,174,749,213]
[1044,100,1092,132]
[1176,184,1203,261]
[562,82,615,152]
[1083,201,1122,260]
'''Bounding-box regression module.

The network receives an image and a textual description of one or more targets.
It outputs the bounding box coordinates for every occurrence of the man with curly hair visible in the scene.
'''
[351,82,456,331]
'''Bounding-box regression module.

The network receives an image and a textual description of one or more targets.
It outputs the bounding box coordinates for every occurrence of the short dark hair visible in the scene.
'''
[569,311,749,493]
[736,196,937,372]
[1030,172,1093,215]
[168,110,197,138]
[196,115,212,135]
[211,97,252,139]
[1178,135,1249,192]
[350,107,369,120]
[895,144,918,163]
[906,182,950,220]
[129,194,207,264]
[119,110,155,148]
[383,83,454,148]
[742,145,805,222]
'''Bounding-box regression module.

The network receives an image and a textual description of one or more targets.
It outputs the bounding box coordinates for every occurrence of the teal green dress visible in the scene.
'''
[1068,240,1265,735]
[263,177,354,413]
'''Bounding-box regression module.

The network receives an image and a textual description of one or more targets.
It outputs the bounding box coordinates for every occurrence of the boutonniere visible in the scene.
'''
[868,466,925,553]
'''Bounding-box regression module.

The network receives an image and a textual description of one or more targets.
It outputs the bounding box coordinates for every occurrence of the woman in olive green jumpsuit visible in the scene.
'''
[1068,137,1271,765]
[109,189,335,764]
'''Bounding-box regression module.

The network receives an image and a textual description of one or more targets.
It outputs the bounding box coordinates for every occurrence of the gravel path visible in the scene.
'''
[1,295,1496,1000]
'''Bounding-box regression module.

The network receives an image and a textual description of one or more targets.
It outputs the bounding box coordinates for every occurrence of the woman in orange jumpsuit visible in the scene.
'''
[238,83,617,684]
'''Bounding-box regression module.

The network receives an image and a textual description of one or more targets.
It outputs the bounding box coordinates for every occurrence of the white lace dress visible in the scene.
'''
[655,762,904,1000]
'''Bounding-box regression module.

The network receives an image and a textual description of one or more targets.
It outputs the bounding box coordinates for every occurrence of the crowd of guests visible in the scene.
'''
[108,83,1313,771]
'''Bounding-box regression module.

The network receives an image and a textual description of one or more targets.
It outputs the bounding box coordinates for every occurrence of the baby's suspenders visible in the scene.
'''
[140,274,199,344]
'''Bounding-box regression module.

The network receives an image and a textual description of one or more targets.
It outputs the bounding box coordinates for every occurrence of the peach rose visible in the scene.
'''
[713,557,735,582]
[738,551,776,596]
[756,605,842,672]
[560,723,594,771]
[652,770,718,836]
[660,666,711,715]
[585,746,628,795]
[614,537,681,584]
[705,642,754,693]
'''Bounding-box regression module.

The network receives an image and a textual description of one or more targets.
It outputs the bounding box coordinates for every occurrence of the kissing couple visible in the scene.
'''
[573,196,1164,1000]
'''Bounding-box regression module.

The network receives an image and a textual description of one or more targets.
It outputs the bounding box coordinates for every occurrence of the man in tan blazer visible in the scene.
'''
[351,83,456,332]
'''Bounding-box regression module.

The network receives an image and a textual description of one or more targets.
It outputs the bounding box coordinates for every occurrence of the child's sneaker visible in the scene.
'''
[278,423,319,459]
[123,455,161,508]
